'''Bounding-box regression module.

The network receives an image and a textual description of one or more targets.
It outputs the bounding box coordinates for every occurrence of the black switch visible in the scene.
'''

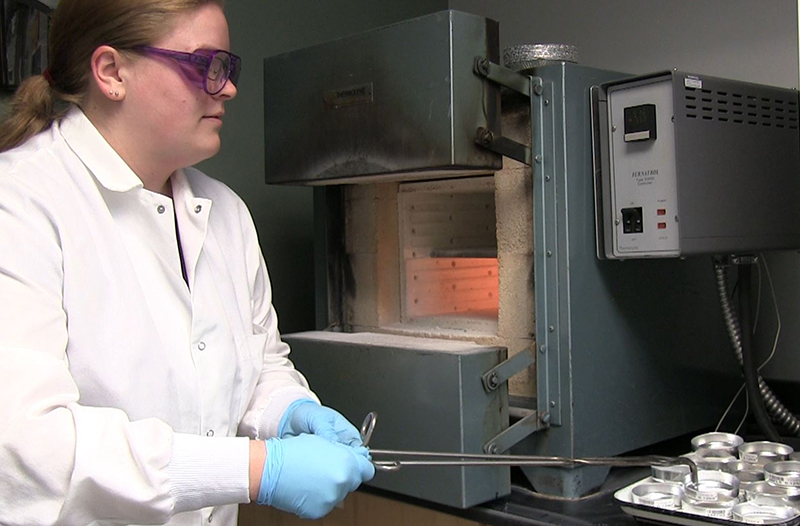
[624,104,657,142]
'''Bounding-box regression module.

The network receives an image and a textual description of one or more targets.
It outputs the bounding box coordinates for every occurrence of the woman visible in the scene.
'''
[0,1,374,524]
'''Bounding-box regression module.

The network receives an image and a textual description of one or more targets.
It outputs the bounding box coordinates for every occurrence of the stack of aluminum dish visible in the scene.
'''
[632,432,800,522]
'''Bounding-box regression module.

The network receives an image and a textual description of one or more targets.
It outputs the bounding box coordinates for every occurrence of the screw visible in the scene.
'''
[488,443,499,454]
[615,218,620,225]
[612,125,617,132]
[539,344,546,354]
[533,84,543,96]
[478,128,494,146]
[488,372,499,389]
[475,58,490,76]
[534,155,542,164]
[540,412,551,424]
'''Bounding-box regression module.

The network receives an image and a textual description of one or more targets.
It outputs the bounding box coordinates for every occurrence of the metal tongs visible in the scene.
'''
[360,412,698,483]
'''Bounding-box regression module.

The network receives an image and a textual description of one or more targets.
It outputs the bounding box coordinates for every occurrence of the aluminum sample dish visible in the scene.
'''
[684,471,740,501]
[742,481,800,509]
[732,501,798,524]
[694,433,745,456]
[653,464,692,483]
[765,462,800,488]
[632,482,684,509]
[724,461,766,483]
[740,442,794,466]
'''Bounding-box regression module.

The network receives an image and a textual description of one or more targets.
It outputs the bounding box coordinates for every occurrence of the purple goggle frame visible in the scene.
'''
[135,46,241,95]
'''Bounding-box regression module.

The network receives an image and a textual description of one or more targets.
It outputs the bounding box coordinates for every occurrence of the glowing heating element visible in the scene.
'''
[405,257,499,320]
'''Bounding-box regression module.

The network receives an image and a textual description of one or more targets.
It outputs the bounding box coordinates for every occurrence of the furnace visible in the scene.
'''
[263,9,741,508]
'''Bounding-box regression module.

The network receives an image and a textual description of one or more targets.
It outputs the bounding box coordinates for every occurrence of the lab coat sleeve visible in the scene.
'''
[236,202,319,441]
[0,173,247,525]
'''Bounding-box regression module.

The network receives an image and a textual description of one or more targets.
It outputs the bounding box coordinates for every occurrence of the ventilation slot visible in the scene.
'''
[684,86,798,129]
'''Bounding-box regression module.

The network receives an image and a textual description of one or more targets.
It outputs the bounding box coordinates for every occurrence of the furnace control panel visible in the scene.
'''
[607,77,680,257]
[592,71,800,259]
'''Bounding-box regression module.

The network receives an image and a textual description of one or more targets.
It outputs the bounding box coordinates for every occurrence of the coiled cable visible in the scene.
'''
[714,258,800,436]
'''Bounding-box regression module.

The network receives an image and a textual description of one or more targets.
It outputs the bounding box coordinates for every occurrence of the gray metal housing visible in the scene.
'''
[283,331,509,508]
[262,10,502,185]
[593,71,800,258]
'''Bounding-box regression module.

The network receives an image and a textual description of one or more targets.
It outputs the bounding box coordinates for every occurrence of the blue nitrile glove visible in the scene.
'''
[279,399,363,447]
[257,434,376,519]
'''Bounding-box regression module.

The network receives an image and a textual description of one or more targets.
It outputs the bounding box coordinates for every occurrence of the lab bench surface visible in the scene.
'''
[238,466,642,526]
[362,466,644,526]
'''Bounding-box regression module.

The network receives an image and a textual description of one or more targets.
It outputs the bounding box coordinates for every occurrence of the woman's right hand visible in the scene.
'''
[256,434,375,519]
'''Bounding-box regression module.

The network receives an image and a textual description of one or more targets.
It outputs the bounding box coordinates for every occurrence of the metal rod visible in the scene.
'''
[370,450,698,482]
[360,412,698,481]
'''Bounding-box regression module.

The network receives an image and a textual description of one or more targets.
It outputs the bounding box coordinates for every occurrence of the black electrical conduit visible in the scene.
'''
[713,259,800,438]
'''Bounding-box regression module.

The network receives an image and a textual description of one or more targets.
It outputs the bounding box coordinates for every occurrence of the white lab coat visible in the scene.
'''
[0,107,318,525]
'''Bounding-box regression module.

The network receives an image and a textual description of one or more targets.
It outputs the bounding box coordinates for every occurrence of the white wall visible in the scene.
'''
[450,0,798,87]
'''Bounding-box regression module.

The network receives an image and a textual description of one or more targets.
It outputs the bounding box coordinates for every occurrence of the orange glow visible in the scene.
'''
[405,257,499,320]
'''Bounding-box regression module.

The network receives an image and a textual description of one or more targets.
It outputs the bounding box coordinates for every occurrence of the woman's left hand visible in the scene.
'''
[279,399,364,448]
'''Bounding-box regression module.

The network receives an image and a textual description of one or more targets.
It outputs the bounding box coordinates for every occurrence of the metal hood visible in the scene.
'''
[263,10,502,185]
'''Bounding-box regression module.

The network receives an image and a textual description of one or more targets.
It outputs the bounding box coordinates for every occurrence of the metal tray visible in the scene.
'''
[615,477,800,526]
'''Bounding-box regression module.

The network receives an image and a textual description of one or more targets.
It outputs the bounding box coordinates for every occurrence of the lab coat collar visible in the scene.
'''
[58,106,144,193]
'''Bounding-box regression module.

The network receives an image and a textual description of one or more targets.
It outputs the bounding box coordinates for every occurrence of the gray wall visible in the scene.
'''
[199,1,448,333]
[449,0,798,88]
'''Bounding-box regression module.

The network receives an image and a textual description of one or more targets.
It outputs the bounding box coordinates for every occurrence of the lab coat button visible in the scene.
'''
[198,341,206,351]
[156,205,166,214]
[206,429,214,437]
[195,204,203,213]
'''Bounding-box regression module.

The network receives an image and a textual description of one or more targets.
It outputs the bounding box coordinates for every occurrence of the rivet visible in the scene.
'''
[156,205,165,214]
[533,84,543,96]
[539,344,546,354]
[488,443,499,454]
[548,325,554,332]
[545,175,551,181]
[546,250,552,257]
[612,125,617,132]
[534,155,542,164]
[540,412,551,424]
[615,218,621,225]
[195,204,202,213]
[544,99,550,106]
[550,401,556,407]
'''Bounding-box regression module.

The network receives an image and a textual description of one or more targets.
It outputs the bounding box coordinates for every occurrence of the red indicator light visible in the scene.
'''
[657,222,667,229]
[657,209,667,216]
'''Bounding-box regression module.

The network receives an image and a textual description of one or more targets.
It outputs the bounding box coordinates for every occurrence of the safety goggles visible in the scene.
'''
[135,46,241,95]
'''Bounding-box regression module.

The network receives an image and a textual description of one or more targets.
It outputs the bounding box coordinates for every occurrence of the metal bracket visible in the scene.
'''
[473,57,538,166]
[481,347,535,392]
[475,128,532,166]
[474,57,532,97]
[483,411,542,454]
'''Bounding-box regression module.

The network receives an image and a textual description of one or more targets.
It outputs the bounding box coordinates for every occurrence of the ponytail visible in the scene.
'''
[0,74,77,153]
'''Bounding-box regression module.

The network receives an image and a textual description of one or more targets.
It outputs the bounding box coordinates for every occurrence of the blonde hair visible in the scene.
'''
[0,0,225,152]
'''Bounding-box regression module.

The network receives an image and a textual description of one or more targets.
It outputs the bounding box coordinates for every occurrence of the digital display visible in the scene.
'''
[624,104,657,142]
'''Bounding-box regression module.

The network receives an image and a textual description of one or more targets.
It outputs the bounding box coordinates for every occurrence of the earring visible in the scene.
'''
[108,89,113,95]
[114,91,119,97]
